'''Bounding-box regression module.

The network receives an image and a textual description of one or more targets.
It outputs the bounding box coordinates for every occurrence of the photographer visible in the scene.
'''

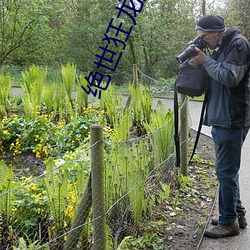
[192,15,250,238]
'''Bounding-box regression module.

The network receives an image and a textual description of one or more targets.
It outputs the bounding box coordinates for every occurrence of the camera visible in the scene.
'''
[176,36,208,64]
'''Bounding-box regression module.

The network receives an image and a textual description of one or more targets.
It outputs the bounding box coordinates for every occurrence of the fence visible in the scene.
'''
[0,65,191,249]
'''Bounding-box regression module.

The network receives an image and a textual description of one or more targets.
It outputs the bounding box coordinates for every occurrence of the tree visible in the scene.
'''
[0,0,51,65]
[220,0,250,39]
[64,0,116,72]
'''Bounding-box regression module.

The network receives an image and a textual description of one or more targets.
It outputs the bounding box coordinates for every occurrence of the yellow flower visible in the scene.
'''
[3,130,9,135]
[32,193,42,201]
[71,195,76,204]
[42,147,49,157]
[36,152,41,158]
[12,207,17,212]
[10,143,14,150]
[26,183,37,191]
[65,205,74,218]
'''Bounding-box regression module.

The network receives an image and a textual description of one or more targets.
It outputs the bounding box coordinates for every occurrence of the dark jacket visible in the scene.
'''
[203,26,250,128]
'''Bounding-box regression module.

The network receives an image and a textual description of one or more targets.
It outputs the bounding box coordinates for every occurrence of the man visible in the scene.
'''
[192,15,250,238]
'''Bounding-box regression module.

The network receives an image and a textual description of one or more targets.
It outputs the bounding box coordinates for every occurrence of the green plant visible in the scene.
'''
[0,107,104,158]
[43,84,55,114]
[75,75,89,115]
[129,84,153,129]
[178,173,191,189]
[13,238,39,250]
[99,83,123,128]
[43,159,69,225]
[12,177,49,241]
[21,65,47,118]
[117,233,163,250]
[0,73,12,117]
[105,136,153,243]
[172,190,180,210]
[157,182,171,204]
[145,100,174,164]
[60,63,76,102]
[0,161,15,222]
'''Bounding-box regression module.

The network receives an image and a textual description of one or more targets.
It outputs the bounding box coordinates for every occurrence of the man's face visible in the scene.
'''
[196,30,222,49]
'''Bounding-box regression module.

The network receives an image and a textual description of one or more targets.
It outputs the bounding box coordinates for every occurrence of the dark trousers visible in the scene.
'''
[211,126,249,225]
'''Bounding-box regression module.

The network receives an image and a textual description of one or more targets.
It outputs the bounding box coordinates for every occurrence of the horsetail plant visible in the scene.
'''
[99,83,122,128]
[105,136,152,226]
[43,84,55,114]
[61,63,76,104]
[145,100,175,164]
[129,84,153,134]
[0,161,14,223]
[75,75,89,116]
[0,73,12,117]
[21,65,47,118]
[43,159,69,236]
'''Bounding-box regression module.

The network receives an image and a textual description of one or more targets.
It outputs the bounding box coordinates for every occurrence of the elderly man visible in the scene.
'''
[192,15,250,238]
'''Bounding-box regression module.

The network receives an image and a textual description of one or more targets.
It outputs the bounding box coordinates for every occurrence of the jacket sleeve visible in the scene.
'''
[203,38,250,87]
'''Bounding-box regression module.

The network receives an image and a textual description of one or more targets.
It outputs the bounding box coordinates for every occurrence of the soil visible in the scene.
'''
[158,130,217,250]
[0,152,45,180]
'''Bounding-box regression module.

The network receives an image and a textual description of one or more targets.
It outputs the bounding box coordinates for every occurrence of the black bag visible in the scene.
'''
[175,58,209,97]
[174,58,209,168]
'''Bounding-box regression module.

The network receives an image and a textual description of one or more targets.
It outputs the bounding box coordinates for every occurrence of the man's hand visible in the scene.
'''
[192,47,207,64]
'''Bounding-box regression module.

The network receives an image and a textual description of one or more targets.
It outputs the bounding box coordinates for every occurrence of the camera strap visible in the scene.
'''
[174,85,208,168]
[189,91,208,164]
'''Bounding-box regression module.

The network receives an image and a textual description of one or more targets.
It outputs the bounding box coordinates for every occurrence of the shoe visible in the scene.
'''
[211,214,247,229]
[204,222,240,238]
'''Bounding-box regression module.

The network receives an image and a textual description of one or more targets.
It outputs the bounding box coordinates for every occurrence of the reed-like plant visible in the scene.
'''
[52,83,66,122]
[75,75,89,115]
[43,159,68,231]
[129,84,153,134]
[145,100,175,164]
[0,73,12,117]
[43,84,55,114]
[112,109,132,141]
[0,161,14,222]
[99,83,122,128]
[105,137,152,226]
[21,65,47,118]
[126,140,150,224]
[60,63,76,103]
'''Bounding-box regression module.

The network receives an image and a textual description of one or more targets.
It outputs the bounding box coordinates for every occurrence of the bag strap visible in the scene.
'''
[188,91,208,164]
[174,80,208,168]
[174,80,180,168]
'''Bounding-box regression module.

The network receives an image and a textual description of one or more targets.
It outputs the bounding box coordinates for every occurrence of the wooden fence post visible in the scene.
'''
[180,94,188,176]
[125,64,138,109]
[133,64,138,86]
[91,124,106,250]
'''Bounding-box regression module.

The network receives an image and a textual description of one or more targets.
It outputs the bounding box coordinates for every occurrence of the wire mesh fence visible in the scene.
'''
[0,119,187,249]
[0,65,191,249]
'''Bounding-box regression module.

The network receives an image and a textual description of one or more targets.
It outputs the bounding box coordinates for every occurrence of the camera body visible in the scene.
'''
[176,36,208,64]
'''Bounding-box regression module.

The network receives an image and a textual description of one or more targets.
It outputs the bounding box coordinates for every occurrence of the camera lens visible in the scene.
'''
[176,44,198,63]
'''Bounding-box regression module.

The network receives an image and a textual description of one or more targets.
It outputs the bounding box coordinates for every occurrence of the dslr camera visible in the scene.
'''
[176,36,208,64]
